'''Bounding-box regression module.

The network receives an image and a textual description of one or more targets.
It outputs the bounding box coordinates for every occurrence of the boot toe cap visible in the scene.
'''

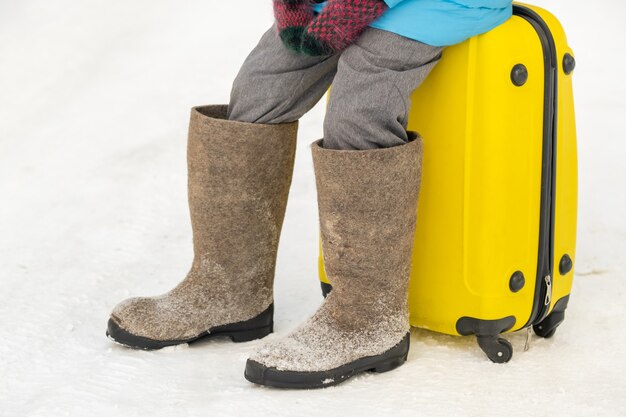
[248,337,315,372]
[108,296,174,342]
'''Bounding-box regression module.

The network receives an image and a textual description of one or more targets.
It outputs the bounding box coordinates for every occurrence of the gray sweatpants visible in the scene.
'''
[227,23,444,150]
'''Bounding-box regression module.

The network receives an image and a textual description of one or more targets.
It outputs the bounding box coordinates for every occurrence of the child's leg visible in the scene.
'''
[228,23,341,124]
[322,27,444,150]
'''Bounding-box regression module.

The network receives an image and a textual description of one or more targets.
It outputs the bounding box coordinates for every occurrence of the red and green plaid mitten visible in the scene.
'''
[300,0,389,56]
[273,0,316,52]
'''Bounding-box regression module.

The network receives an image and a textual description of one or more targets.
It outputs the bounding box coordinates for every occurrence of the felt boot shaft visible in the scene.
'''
[187,105,297,303]
[310,134,422,332]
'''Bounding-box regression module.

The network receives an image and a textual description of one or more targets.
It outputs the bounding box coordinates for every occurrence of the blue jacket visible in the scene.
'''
[312,0,513,46]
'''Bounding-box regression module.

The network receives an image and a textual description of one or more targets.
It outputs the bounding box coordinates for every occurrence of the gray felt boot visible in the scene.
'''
[245,132,423,388]
[106,105,297,349]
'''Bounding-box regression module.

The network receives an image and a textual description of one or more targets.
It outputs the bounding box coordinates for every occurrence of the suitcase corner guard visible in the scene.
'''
[456,316,517,364]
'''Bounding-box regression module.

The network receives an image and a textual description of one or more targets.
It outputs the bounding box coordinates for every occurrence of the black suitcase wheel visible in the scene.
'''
[533,310,564,338]
[477,335,513,363]
[533,324,558,339]
[533,295,570,339]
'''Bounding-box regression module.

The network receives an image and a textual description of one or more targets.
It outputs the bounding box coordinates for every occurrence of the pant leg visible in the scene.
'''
[227,23,341,124]
[322,27,445,150]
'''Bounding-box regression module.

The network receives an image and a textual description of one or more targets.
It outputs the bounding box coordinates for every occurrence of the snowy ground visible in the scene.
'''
[1,1,625,416]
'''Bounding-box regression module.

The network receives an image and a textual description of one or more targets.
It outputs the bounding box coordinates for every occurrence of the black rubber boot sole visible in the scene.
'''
[106,303,274,350]
[244,332,410,389]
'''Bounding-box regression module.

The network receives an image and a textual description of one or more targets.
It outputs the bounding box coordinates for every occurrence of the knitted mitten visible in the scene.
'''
[273,0,315,52]
[301,0,389,56]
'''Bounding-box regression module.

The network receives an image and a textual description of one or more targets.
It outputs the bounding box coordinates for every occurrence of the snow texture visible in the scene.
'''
[0,1,624,416]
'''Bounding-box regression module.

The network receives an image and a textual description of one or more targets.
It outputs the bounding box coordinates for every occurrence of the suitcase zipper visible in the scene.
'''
[543,275,552,307]
[513,5,559,328]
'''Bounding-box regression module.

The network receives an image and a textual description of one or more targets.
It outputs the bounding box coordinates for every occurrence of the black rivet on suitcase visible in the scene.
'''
[509,271,526,292]
[559,254,573,275]
[563,53,576,75]
[511,64,529,86]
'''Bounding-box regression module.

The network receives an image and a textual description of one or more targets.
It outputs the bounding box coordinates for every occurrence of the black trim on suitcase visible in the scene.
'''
[514,5,559,329]
[456,316,516,338]
[321,282,332,298]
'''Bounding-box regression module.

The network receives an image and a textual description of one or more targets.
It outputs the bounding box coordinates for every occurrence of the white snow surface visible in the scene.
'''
[1,1,625,416]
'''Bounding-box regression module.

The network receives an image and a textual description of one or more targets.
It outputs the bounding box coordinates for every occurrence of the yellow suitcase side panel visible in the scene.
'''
[407,13,546,334]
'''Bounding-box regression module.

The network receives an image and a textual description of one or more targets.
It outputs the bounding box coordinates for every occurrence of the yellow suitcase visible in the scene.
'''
[318,3,577,362]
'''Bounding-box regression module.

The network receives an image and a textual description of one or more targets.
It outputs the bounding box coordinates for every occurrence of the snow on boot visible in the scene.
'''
[245,132,423,388]
[106,105,297,349]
